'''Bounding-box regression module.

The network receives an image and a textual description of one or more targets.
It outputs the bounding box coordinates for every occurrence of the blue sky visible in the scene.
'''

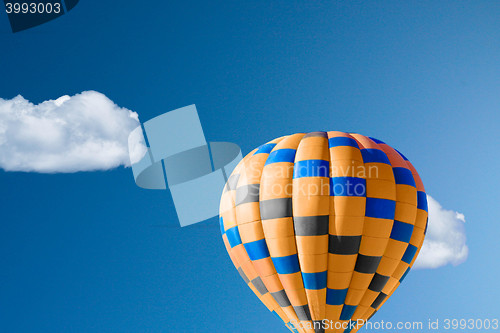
[0,1,499,332]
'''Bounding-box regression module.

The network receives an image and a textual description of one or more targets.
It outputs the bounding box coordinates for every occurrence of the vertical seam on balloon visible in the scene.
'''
[334,133,366,326]
[260,137,306,331]
[261,134,310,331]
[344,134,395,320]
[290,133,314,327]
[325,131,356,324]
[236,136,303,330]
[351,139,405,322]
[323,130,333,328]
[293,131,330,326]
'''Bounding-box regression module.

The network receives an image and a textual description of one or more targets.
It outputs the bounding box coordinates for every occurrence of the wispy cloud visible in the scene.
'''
[414,195,468,269]
[0,91,140,173]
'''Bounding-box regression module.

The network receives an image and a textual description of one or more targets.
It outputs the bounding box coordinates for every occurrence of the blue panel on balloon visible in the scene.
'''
[326,288,348,305]
[226,226,242,248]
[271,254,301,274]
[265,149,296,165]
[328,137,359,148]
[301,271,327,290]
[244,239,270,260]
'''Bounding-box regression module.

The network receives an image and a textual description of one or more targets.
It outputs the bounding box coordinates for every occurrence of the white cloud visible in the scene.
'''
[413,195,468,269]
[0,91,141,173]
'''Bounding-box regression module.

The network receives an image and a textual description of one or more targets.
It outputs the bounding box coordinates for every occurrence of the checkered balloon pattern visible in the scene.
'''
[219,132,428,333]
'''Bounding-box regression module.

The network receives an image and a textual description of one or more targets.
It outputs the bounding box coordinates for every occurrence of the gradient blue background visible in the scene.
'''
[0,1,499,332]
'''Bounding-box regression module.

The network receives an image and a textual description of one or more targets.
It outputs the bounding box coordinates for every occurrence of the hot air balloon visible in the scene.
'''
[219,132,428,333]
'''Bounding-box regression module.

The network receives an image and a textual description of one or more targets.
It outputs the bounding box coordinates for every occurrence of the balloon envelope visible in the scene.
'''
[219,132,428,333]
